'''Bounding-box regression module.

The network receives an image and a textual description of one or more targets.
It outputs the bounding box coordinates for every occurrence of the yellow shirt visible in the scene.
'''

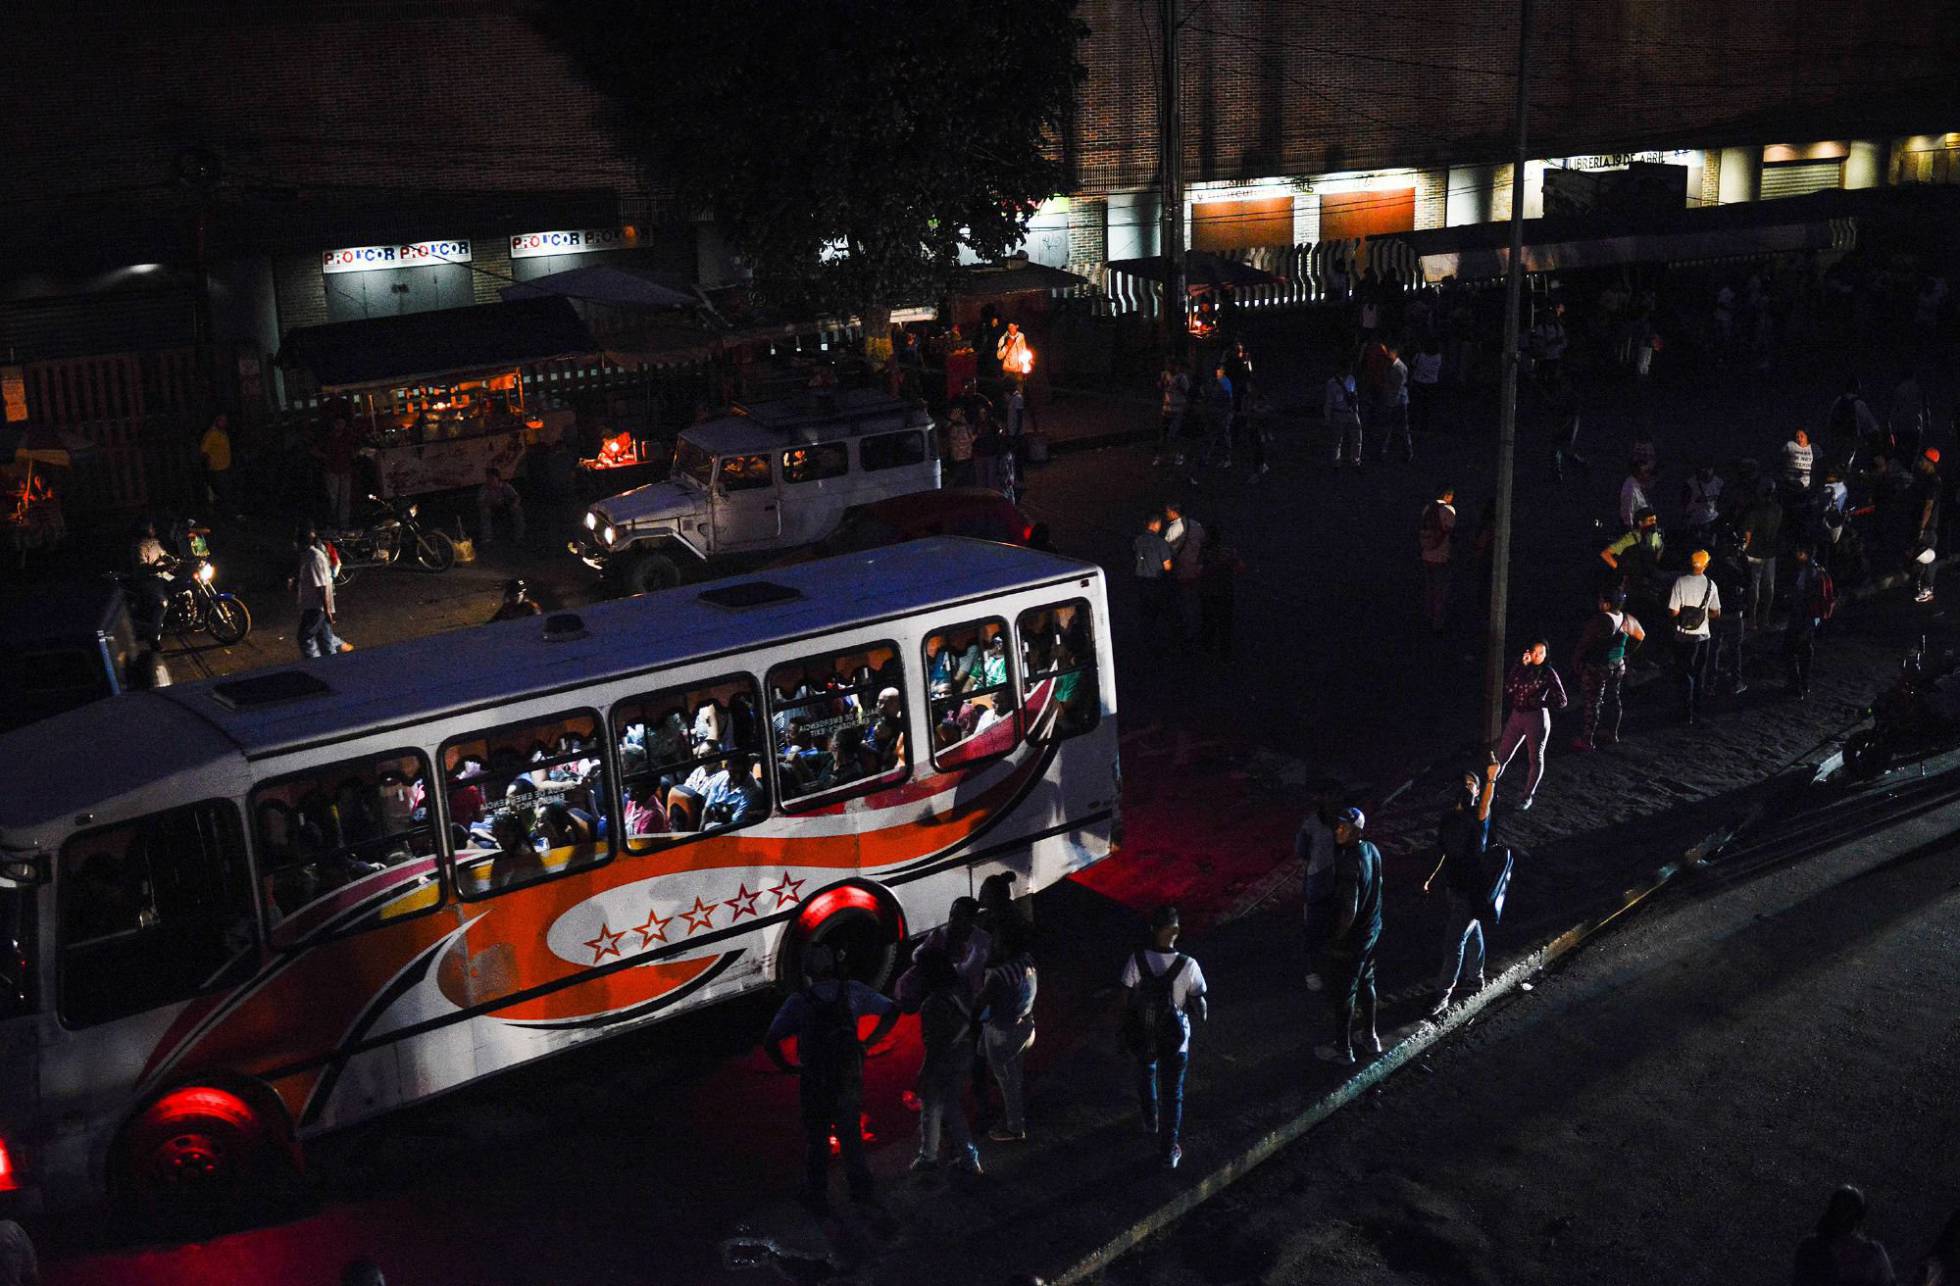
[199,426,232,473]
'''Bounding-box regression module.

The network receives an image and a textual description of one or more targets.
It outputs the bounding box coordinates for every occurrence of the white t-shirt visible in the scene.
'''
[1121,948,1208,1052]
[1668,573,1721,639]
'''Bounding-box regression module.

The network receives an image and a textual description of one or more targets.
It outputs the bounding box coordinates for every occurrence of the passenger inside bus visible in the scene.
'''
[614,678,770,850]
[768,646,909,801]
[445,715,612,897]
[253,753,439,931]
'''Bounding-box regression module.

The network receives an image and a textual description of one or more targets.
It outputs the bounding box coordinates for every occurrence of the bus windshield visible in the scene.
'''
[672,438,714,489]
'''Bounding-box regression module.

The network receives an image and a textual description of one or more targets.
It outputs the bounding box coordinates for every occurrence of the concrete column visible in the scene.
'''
[1106,192,1159,260]
[1844,139,1889,190]
[1717,146,1762,204]
[1446,164,1499,226]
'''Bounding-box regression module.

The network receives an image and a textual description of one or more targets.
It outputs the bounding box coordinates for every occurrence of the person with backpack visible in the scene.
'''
[910,947,983,1175]
[1569,587,1645,750]
[1317,808,1384,1065]
[1119,905,1208,1170]
[1418,484,1457,634]
[763,943,900,1213]
[1785,545,1833,700]
[1669,548,1723,725]
[1422,764,1495,1017]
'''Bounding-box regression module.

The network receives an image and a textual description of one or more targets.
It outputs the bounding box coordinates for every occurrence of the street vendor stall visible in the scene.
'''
[2,425,92,563]
[278,298,597,499]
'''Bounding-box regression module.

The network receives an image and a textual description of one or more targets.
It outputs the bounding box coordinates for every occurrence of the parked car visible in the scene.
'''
[0,582,162,734]
[571,390,941,594]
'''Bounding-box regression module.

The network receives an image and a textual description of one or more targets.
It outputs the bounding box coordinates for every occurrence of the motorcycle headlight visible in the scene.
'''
[407,503,419,518]
[196,562,216,584]
[601,525,617,547]
[583,511,599,531]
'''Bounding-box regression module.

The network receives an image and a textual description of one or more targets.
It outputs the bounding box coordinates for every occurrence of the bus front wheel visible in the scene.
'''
[115,1085,298,1225]
[782,883,904,993]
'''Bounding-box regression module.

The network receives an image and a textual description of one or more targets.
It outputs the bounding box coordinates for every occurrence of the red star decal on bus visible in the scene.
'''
[583,922,626,962]
[633,907,673,948]
[680,896,718,935]
[724,883,763,921]
[767,874,806,908]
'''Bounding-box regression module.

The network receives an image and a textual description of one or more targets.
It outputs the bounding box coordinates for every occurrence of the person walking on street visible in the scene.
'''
[1325,365,1365,469]
[1669,548,1722,725]
[976,919,1037,1144]
[294,526,354,659]
[1785,545,1832,700]
[1710,532,1752,695]
[1132,514,1175,646]
[1827,378,1880,474]
[1740,481,1784,628]
[1154,361,1190,467]
[1422,765,1495,1016]
[1377,341,1412,463]
[1570,588,1643,750]
[1419,484,1457,634]
[764,943,900,1213]
[1189,367,1234,480]
[1316,807,1383,1065]
[1793,1184,1895,1286]
[199,411,237,518]
[1120,906,1208,1170]
[945,408,976,485]
[1164,501,1205,639]
[1495,639,1567,810]
[1911,449,1942,604]
[909,947,983,1176]
[1410,336,1443,435]
[1196,523,1247,659]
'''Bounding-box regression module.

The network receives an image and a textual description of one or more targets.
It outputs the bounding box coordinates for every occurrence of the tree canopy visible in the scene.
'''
[538,0,1085,320]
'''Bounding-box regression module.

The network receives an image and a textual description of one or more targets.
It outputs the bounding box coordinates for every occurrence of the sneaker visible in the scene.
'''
[1304,971,1325,992]
[1362,1031,1383,1055]
[1732,680,1750,696]
[1468,973,1486,992]
[954,1146,984,1176]
[1917,588,1936,603]
[1315,1042,1356,1064]
[909,1153,938,1173]
[988,1126,1027,1143]
[1164,1144,1183,1170]
[335,641,356,654]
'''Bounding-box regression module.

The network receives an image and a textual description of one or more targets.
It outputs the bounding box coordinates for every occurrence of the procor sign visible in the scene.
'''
[509,228,634,258]
[322,240,474,274]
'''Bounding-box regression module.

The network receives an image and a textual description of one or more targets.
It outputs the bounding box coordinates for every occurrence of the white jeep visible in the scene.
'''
[572,390,941,594]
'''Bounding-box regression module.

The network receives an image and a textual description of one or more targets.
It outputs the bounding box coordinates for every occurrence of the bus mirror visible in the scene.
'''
[0,853,47,886]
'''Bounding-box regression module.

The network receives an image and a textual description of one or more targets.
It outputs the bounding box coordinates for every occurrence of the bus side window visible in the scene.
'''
[923,617,1018,769]
[613,674,768,853]
[249,749,442,949]
[442,711,613,900]
[767,642,910,806]
[57,801,257,1028]
[1017,600,1100,742]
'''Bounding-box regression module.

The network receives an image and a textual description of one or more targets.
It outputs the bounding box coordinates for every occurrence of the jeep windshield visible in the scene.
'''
[671,438,714,490]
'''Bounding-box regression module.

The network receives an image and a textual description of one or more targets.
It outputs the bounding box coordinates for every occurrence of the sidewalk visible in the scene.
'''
[742,582,1919,1285]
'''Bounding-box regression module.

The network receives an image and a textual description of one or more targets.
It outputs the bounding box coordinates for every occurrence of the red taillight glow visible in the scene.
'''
[795,885,881,934]
[1021,524,1035,543]
[149,1086,256,1131]
[0,1136,19,1193]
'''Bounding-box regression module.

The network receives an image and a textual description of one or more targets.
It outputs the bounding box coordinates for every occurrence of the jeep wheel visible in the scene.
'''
[621,550,683,596]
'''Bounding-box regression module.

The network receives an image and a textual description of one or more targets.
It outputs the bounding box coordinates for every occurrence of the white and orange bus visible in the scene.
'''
[0,537,1117,1213]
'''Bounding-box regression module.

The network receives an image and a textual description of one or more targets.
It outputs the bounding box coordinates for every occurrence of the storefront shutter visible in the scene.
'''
[1760,160,1843,200]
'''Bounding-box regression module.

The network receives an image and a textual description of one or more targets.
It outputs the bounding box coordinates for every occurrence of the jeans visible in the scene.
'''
[1746,555,1777,625]
[801,1078,872,1201]
[1421,559,1451,632]
[298,607,338,659]
[1136,1044,1188,1156]
[1375,400,1412,460]
[1331,416,1363,464]
[1435,889,1487,997]
[1785,618,1817,692]
[1919,555,1940,598]
[1496,707,1552,802]
[324,471,353,529]
[1676,635,1712,715]
[983,1019,1035,1134]
[1712,617,1747,688]
[915,1053,974,1163]
[1579,660,1626,746]
[1326,943,1378,1047]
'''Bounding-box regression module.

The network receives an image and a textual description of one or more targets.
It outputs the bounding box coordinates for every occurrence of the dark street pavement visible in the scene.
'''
[34,307,1960,1284]
[1103,768,1960,1286]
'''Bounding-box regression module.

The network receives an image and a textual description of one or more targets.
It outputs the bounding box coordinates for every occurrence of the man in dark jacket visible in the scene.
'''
[1316,807,1383,1065]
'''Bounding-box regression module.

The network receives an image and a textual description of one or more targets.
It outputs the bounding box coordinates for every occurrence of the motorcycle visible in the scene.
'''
[327,494,456,586]
[1843,636,1959,778]
[117,522,252,647]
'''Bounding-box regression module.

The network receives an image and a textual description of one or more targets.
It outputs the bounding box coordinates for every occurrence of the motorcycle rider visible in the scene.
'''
[127,518,174,645]
[489,577,543,624]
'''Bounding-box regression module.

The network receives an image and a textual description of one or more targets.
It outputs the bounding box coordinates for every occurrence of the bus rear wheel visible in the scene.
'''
[115,1086,297,1227]
[783,884,904,993]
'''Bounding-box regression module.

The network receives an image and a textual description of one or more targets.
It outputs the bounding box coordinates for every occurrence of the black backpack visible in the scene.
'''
[1123,951,1188,1056]
[800,983,863,1093]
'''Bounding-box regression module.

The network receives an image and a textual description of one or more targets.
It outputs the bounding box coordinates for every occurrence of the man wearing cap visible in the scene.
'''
[764,943,900,1213]
[1119,905,1208,1170]
[1668,548,1723,725]
[1911,449,1942,604]
[1317,807,1384,1064]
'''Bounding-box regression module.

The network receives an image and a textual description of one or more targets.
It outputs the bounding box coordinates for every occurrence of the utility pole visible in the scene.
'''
[1159,0,1185,353]
[1481,0,1533,754]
